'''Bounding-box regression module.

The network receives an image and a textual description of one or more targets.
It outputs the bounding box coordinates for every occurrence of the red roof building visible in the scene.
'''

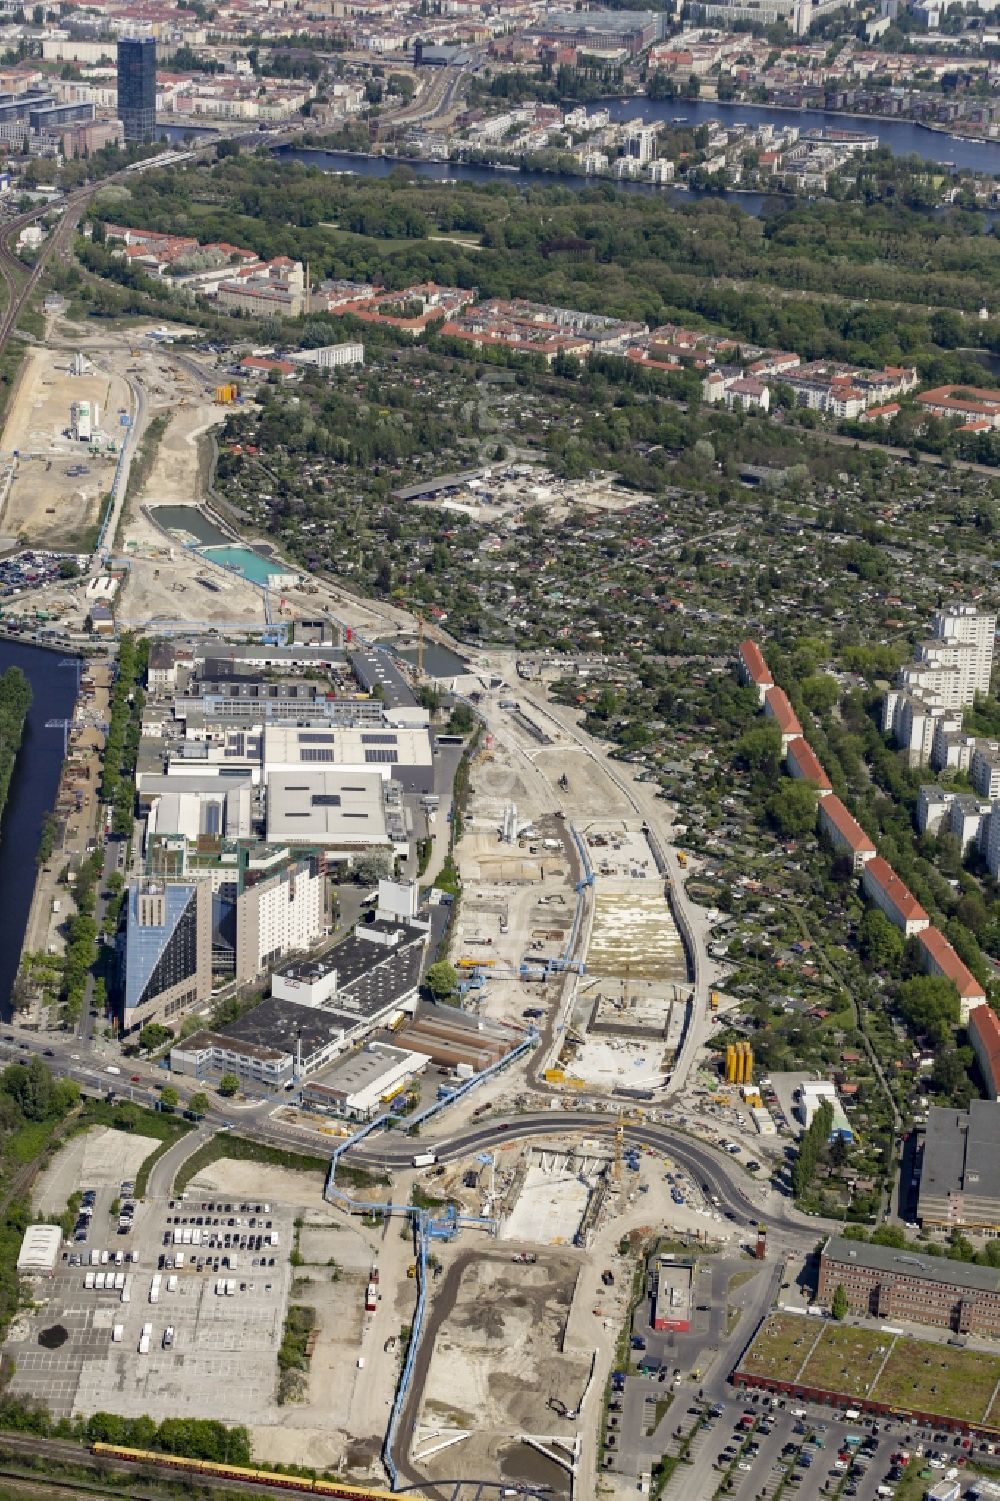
[763,685,802,745]
[786,737,832,794]
[916,925,986,1024]
[817,795,876,872]
[861,856,929,936]
[737,639,773,704]
[970,1003,1000,1100]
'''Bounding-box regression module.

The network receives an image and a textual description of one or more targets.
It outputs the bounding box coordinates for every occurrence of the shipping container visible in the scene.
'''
[412,1152,437,1168]
[111,1324,123,1343]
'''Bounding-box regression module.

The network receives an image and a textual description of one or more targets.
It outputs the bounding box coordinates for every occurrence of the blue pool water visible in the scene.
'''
[200,546,295,584]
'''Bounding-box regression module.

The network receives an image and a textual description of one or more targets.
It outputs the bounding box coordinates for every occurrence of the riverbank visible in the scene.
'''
[0,641,79,1020]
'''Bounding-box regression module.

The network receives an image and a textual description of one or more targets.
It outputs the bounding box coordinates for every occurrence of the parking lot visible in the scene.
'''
[5,1189,293,1422]
[627,1391,982,1501]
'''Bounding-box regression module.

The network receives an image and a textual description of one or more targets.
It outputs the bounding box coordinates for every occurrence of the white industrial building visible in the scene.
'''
[265,770,398,849]
[288,341,364,370]
[17,1224,62,1276]
[300,1042,430,1119]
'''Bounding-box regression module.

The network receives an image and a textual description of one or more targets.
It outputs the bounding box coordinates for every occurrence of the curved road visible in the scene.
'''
[344,1111,833,1240]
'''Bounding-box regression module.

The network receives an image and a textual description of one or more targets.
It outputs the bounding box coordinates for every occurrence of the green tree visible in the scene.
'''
[858,907,904,972]
[830,1283,849,1320]
[160,1086,179,1110]
[139,1022,172,1052]
[896,974,959,1046]
[424,960,458,1000]
[188,1092,210,1116]
[791,1099,833,1199]
[800,673,840,715]
[218,1073,240,1098]
[736,722,782,778]
[353,848,393,885]
[765,779,818,837]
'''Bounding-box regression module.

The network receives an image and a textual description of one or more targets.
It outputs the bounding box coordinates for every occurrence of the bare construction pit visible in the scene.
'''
[0,347,129,547]
[408,1252,588,1496]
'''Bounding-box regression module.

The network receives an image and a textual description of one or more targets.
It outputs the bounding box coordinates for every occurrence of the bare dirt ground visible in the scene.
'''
[0,347,128,547]
[33,1127,160,1216]
[410,1253,589,1488]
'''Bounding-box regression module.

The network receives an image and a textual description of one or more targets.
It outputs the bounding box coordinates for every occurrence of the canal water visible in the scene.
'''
[0,640,79,1018]
[149,504,232,547]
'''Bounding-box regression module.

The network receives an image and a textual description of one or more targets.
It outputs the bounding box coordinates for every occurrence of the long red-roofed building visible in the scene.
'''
[861,856,929,936]
[763,685,802,747]
[916,925,987,1024]
[970,1004,1000,1100]
[736,639,773,705]
[786,737,832,794]
[817,795,876,872]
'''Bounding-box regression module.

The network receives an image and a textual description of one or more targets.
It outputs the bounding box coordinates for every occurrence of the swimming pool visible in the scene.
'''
[200,546,298,586]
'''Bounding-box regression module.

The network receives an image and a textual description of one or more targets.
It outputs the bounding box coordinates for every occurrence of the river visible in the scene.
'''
[277,122,999,216]
[0,641,78,1019]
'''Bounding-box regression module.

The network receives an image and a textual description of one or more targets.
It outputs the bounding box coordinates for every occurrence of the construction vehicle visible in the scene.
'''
[710,991,719,1010]
[406,1263,417,1279]
[677,851,688,868]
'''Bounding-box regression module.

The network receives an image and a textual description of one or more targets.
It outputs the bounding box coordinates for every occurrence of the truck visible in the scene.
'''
[95,1271,106,1290]
[162,1327,174,1349]
[225,1280,236,1296]
[149,1275,161,1304]
[174,1253,185,1270]
[120,1277,131,1304]
[114,1272,125,1290]
[112,1324,123,1343]
[139,1322,152,1354]
[166,1275,178,1293]
[365,1283,378,1313]
[844,1408,861,1422]
[412,1152,437,1168]
[84,1271,95,1290]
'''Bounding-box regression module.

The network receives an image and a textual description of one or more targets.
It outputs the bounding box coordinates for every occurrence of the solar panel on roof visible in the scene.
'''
[361,733,398,745]
[364,749,397,764]
[301,748,335,763]
[299,732,335,745]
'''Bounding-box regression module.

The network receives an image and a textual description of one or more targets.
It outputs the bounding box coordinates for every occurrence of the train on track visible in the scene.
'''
[90,1445,424,1499]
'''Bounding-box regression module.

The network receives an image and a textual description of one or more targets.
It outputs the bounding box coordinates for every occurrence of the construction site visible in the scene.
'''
[0,345,129,550]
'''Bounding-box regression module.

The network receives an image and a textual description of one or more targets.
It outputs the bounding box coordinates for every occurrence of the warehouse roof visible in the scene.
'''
[266,770,390,845]
[920,1101,1000,1206]
[225,997,345,1059]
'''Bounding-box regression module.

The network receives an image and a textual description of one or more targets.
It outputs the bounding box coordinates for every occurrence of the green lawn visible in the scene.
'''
[873,1341,1000,1425]
[741,1314,1000,1432]
[738,1313,822,1384]
[800,1325,891,1399]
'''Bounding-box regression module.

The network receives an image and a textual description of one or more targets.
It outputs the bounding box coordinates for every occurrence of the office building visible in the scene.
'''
[818,1234,1000,1337]
[918,1100,1000,1230]
[119,879,212,1034]
[117,38,156,143]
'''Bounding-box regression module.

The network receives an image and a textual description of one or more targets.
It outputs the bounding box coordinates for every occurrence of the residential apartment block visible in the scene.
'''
[884,603,996,767]
[816,794,876,871]
[860,855,929,935]
[970,1004,1000,1103]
